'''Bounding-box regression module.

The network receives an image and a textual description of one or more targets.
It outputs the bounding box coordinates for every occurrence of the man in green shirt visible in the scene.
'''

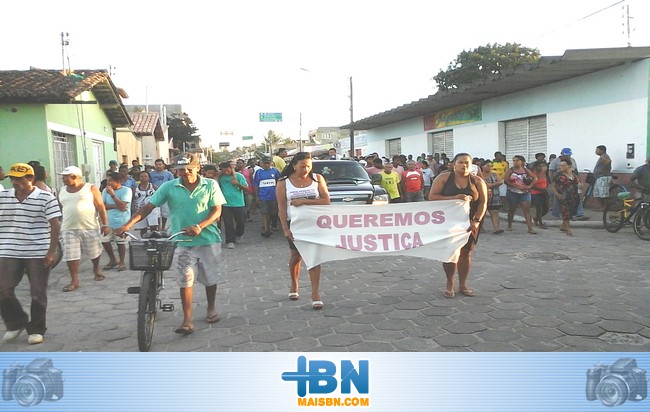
[116,154,226,335]
[218,161,249,249]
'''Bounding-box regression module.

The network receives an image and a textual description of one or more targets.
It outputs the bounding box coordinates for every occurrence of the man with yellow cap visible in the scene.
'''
[0,163,61,345]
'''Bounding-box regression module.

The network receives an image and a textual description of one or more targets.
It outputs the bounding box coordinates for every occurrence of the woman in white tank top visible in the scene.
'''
[276,152,330,309]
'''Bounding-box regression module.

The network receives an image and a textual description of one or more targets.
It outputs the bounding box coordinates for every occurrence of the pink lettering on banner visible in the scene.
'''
[394,213,412,226]
[349,214,362,228]
[315,211,446,230]
[317,215,332,229]
[431,210,445,224]
[379,213,393,226]
[335,232,424,251]
[364,214,378,227]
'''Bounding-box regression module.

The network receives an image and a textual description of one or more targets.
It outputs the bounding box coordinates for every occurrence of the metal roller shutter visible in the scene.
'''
[432,130,454,157]
[504,116,547,162]
[528,116,547,159]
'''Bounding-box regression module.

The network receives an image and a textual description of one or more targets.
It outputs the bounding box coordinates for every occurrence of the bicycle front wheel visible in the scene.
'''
[633,205,650,241]
[51,240,63,269]
[603,198,625,233]
[137,271,158,352]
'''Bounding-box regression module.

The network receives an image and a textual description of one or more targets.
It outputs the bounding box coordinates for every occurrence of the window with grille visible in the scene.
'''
[52,131,75,190]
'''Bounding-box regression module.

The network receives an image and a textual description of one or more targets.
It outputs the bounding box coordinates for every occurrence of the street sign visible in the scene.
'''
[242,135,253,141]
[259,112,282,122]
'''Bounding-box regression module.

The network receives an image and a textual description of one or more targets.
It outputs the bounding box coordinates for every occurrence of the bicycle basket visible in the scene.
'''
[617,191,631,200]
[129,240,177,271]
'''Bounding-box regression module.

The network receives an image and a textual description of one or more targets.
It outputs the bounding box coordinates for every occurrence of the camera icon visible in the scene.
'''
[586,358,647,407]
[2,358,63,407]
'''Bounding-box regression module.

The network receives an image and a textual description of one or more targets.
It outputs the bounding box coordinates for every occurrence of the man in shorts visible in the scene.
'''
[0,163,61,345]
[253,157,280,238]
[115,154,226,335]
[57,166,110,292]
[591,145,612,211]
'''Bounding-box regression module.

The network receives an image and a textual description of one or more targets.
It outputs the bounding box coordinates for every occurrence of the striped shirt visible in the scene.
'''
[0,188,61,258]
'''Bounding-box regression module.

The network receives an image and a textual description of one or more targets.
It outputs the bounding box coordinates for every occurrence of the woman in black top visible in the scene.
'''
[428,153,488,298]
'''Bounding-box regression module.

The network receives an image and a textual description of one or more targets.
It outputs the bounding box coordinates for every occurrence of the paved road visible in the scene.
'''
[2,207,648,352]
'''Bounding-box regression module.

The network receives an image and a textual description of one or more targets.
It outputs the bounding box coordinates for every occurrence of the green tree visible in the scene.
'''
[167,113,200,151]
[433,43,540,91]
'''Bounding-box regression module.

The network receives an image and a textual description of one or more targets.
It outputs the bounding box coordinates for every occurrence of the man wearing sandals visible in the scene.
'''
[115,154,226,335]
[57,166,110,292]
[0,163,61,345]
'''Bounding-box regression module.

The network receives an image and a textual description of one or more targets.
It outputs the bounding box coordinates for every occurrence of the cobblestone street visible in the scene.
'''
[2,209,648,352]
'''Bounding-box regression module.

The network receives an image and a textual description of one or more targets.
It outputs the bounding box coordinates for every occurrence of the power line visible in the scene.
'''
[533,0,626,40]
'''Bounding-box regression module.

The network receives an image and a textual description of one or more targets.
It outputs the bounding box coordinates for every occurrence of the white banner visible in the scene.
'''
[290,200,471,269]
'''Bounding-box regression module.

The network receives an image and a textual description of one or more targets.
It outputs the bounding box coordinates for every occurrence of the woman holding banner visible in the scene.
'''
[428,153,487,298]
[276,152,330,309]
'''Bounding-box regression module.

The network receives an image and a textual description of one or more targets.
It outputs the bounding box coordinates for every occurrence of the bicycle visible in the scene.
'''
[632,198,650,241]
[123,230,186,352]
[602,191,650,240]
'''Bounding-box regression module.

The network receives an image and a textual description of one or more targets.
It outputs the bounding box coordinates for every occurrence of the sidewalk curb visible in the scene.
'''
[497,213,603,228]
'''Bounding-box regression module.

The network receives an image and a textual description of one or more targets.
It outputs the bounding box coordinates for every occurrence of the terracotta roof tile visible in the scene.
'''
[0,68,132,127]
[130,112,160,134]
[0,69,108,102]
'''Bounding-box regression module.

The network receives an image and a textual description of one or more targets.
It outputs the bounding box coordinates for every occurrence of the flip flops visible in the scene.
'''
[94,274,105,281]
[288,292,300,301]
[62,284,79,292]
[443,289,455,298]
[174,325,194,335]
[205,314,220,324]
[460,289,476,297]
[102,263,118,270]
[312,300,323,310]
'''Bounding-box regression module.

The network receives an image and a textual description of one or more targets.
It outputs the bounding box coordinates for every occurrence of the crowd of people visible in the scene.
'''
[355,146,628,236]
[0,145,649,345]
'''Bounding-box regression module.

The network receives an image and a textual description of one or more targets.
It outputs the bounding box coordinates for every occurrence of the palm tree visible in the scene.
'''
[263,130,283,156]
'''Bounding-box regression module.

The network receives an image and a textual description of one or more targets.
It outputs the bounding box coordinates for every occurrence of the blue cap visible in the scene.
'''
[560,148,572,156]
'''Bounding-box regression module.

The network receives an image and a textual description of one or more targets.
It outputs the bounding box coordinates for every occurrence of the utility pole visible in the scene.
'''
[299,112,303,152]
[624,3,633,47]
[349,76,354,158]
[60,32,69,73]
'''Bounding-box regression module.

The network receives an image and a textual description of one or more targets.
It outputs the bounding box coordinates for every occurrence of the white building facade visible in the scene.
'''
[355,48,649,176]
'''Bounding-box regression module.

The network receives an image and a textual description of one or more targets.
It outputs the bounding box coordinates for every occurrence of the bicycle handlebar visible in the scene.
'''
[122,231,189,241]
